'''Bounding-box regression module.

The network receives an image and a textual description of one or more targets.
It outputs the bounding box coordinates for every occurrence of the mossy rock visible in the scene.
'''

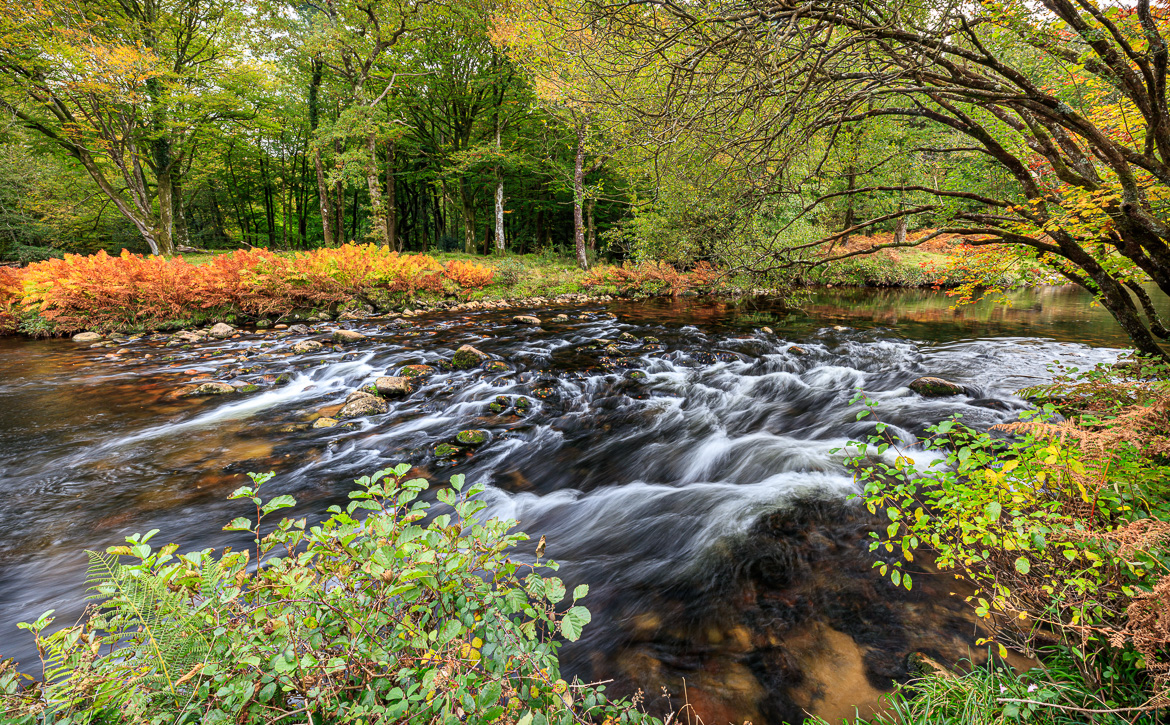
[909,376,965,397]
[514,396,531,411]
[484,360,509,372]
[452,344,490,370]
[627,370,647,380]
[642,336,660,344]
[436,359,455,371]
[456,429,487,446]
[399,364,436,378]
[434,442,460,457]
[273,372,295,386]
[236,384,261,393]
[619,332,639,342]
[488,402,506,414]
[255,319,273,329]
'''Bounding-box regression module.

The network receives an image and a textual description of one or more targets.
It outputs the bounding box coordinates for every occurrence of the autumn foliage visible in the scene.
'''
[0,245,495,334]
[584,260,721,296]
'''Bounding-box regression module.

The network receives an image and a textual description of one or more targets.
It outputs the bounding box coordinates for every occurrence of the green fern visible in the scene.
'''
[84,552,211,696]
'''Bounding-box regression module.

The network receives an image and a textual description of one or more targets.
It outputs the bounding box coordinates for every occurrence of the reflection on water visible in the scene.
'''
[0,284,1158,722]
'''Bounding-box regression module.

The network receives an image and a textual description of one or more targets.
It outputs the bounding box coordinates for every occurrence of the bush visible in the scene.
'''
[844,360,1170,713]
[583,261,721,296]
[1,468,655,725]
[3,245,507,334]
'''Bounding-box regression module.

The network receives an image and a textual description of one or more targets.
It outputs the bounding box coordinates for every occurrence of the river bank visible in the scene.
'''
[0,243,1041,339]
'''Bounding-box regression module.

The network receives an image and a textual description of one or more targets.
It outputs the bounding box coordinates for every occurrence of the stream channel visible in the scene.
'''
[0,285,1158,723]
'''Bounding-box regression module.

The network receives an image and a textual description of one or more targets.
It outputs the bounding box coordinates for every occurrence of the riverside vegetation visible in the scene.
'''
[0,467,655,725]
[841,358,1170,722]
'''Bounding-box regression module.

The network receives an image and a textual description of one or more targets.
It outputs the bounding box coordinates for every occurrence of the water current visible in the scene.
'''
[0,285,1159,722]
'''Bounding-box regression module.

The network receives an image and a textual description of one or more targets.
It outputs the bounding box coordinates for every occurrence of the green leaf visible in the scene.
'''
[261,495,296,516]
[223,517,253,532]
[572,584,589,601]
[1014,557,1031,575]
[560,605,591,641]
[985,502,1002,520]
[890,569,901,587]
[545,577,566,604]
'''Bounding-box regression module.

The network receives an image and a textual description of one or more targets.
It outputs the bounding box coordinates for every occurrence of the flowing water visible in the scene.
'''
[0,284,1160,722]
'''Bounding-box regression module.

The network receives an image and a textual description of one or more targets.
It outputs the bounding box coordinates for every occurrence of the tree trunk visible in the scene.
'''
[460,179,476,254]
[587,198,597,253]
[386,140,398,251]
[172,173,189,249]
[154,168,176,256]
[366,132,389,245]
[494,114,505,253]
[893,216,907,246]
[314,148,335,247]
[573,122,588,270]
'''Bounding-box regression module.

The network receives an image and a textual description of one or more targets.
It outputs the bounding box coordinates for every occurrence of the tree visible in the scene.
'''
[0,0,256,255]
[534,0,1170,357]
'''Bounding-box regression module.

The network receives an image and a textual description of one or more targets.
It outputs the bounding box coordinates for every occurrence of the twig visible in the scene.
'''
[997,697,1165,714]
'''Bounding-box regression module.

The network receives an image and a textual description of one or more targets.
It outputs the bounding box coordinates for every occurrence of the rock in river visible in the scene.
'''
[183,381,235,397]
[452,344,490,369]
[456,429,487,446]
[72,332,103,343]
[513,315,542,325]
[374,376,412,397]
[209,322,235,339]
[332,329,367,343]
[338,395,389,419]
[909,376,964,396]
[292,340,324,354]
[399,364,436,378]
[312,417,339,429]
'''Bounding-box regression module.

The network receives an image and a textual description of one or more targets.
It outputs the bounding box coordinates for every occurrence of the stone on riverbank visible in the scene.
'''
[293,340,323,354]
[452,344,490,369]
[332,329,367,343]
[513,315,541,325]
[72,332,103,343]
[374,376,412,397]
[209,322,235,339]
[909,376,964,397]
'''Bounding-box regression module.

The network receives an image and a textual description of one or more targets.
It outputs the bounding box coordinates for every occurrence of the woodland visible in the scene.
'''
[1,0,1170,724]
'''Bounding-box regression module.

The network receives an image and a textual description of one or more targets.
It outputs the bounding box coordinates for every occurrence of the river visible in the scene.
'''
[0,284,1157,722]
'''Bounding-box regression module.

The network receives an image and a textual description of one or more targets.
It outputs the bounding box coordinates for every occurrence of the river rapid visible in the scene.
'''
[0,285,1148,723]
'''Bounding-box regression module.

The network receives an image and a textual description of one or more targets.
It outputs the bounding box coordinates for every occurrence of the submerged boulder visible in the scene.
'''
[72,332,103,343]
[909,376,964,397]
[452,344,490,369]
[513,315,542,325]
[374,376,412,397]
[338,395,389,419]
[312,417,339,429]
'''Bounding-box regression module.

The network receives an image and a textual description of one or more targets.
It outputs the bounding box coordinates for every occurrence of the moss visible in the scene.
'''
[399,364,436,378]
[456,429,487,446]
[514,396,531,411]
[433,443,460,457]
[484,360,509,372]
